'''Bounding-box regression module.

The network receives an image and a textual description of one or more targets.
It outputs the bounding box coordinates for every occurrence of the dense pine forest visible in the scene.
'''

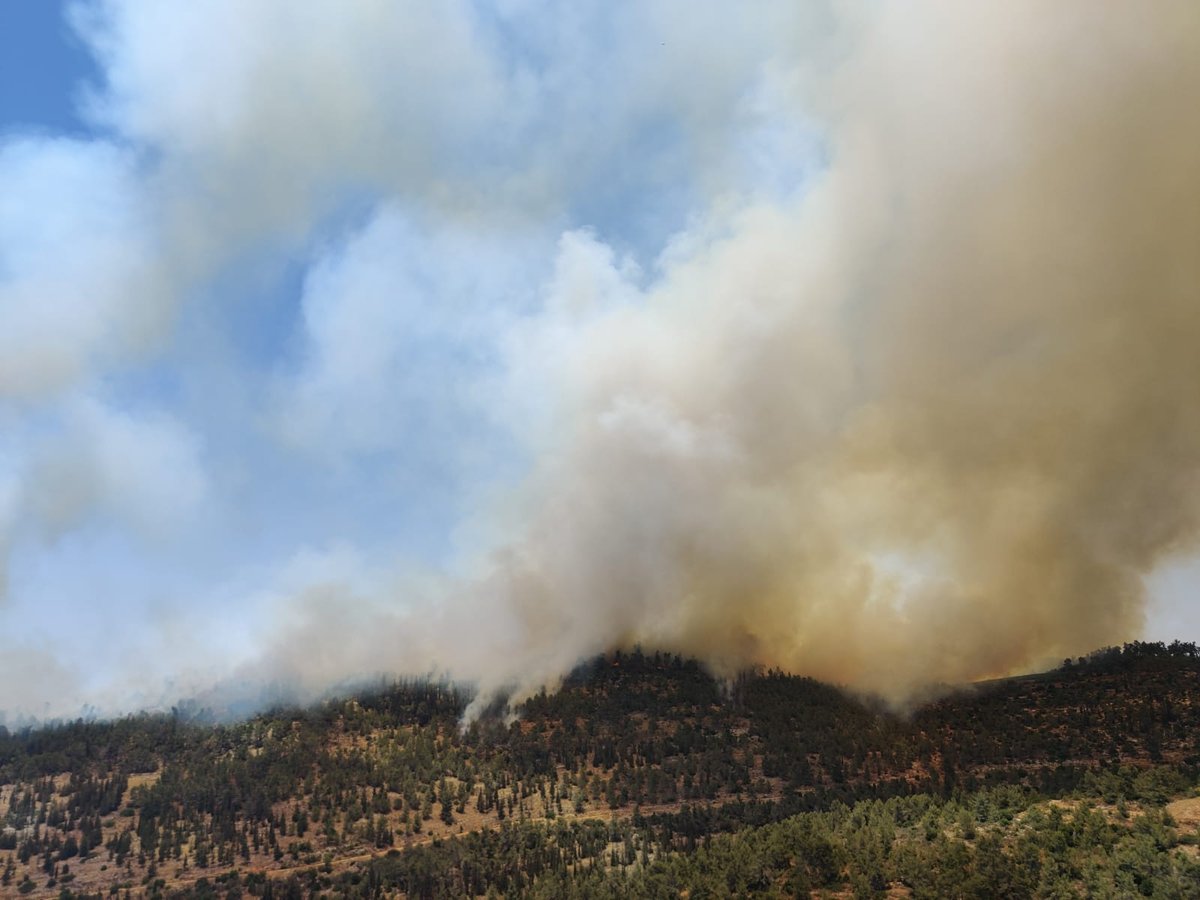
[2,641,1199,898]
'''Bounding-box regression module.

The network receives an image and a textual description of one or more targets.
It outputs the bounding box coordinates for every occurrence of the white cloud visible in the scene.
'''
[0,137,164,398]
[273,207,547,459]
[3,394,207,564]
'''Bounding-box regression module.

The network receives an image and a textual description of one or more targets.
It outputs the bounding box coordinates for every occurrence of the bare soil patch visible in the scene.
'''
[1166,796,1200,829]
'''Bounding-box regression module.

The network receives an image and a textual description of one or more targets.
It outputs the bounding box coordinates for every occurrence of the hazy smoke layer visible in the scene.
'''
[3,2,1199,718]
[239,1,1200,710]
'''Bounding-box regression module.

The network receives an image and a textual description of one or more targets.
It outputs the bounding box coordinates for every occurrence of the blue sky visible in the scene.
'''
[0,1,98,134]
[1,1,1197,720]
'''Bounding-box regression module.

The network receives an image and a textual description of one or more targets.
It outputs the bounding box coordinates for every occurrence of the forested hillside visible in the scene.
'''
[2,641,1199,898]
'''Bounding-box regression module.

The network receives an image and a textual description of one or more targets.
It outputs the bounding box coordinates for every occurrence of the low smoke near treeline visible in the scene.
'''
[1,1,1198,721]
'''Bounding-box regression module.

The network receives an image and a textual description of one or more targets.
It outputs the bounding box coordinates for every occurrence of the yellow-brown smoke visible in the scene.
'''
[229,1,1200,714]
[427,0,1200,705]
[8,2,1199,724]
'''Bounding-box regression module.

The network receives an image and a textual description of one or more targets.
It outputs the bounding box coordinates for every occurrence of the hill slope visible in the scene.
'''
[2,641,1199,898]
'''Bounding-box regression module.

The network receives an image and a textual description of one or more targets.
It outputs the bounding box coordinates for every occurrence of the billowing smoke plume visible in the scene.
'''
[2,1,1199,718]
[240,1,1200,710]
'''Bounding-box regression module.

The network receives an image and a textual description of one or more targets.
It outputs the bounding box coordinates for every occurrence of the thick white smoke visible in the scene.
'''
[1,1,1198,718]
[237,1,1200,711]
